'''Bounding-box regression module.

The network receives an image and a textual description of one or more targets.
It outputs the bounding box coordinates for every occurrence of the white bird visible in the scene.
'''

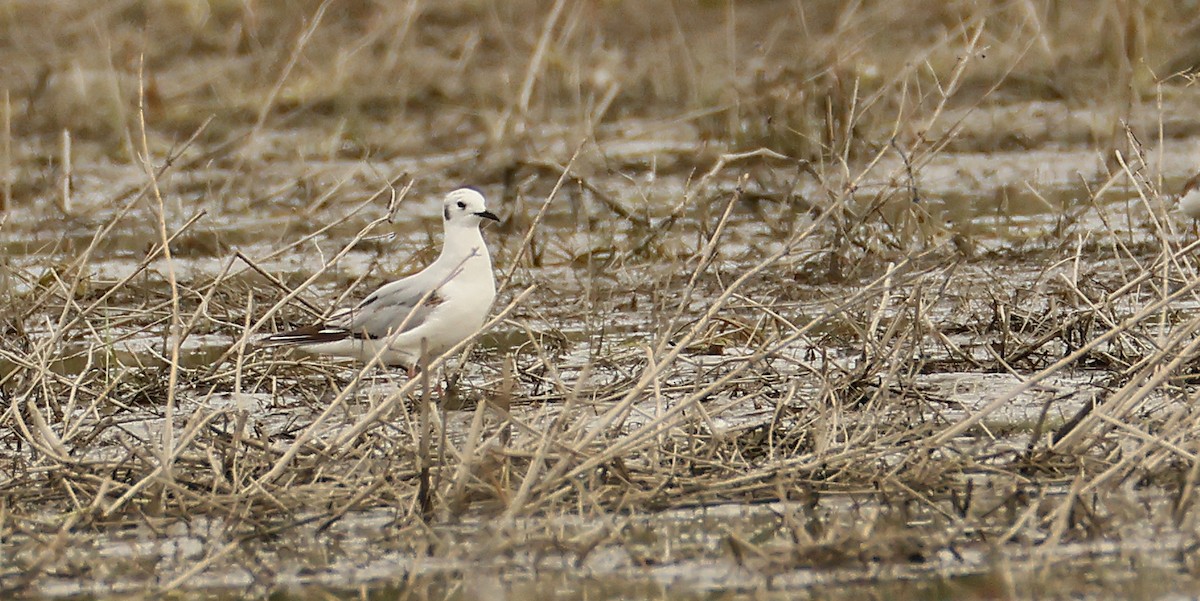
[263,188,500,371]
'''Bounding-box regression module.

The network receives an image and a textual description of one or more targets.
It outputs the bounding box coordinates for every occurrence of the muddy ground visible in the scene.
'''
[6,1,1200,599]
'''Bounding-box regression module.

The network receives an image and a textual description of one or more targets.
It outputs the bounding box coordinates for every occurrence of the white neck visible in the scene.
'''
[435,222,492,273]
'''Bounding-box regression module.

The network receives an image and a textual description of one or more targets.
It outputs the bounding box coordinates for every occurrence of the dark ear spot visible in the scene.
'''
[443,205,450,220]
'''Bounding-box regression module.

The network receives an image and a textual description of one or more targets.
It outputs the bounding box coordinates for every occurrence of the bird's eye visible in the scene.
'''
[457,201,466,209]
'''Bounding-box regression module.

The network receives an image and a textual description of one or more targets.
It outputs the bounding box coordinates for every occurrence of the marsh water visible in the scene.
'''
[8,105,1200,599]
[11,2,1200,599]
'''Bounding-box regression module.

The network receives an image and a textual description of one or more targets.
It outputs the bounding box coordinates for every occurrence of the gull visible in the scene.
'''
[263,188,500,371]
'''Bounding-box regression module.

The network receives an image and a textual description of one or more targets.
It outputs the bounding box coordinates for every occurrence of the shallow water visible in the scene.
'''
[18,493,1200,600]
[6,86,1200,599]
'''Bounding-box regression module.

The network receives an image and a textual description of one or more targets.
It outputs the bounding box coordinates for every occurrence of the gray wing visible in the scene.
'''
[328,278,442,339]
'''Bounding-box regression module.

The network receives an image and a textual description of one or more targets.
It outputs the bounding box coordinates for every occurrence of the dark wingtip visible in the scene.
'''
[262,324,351,346]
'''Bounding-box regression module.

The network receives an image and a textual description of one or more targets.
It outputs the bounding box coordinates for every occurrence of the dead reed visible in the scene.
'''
[5,0,1200,597]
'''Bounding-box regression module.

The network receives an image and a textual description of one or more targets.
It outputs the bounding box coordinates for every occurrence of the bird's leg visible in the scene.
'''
[442,366,459,407]
[344,370,362,404]
[356,364,389,402]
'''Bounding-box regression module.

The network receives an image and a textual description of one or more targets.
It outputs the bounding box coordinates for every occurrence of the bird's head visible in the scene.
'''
[443,188,500,227]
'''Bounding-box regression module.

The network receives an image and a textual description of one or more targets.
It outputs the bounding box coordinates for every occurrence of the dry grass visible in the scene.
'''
[5,0,1200,597]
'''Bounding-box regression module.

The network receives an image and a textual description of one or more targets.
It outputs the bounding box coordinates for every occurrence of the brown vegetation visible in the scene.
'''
[5,0,1200,597]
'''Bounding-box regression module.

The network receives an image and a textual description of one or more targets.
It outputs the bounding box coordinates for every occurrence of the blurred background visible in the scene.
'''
[3,0,1200,209]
